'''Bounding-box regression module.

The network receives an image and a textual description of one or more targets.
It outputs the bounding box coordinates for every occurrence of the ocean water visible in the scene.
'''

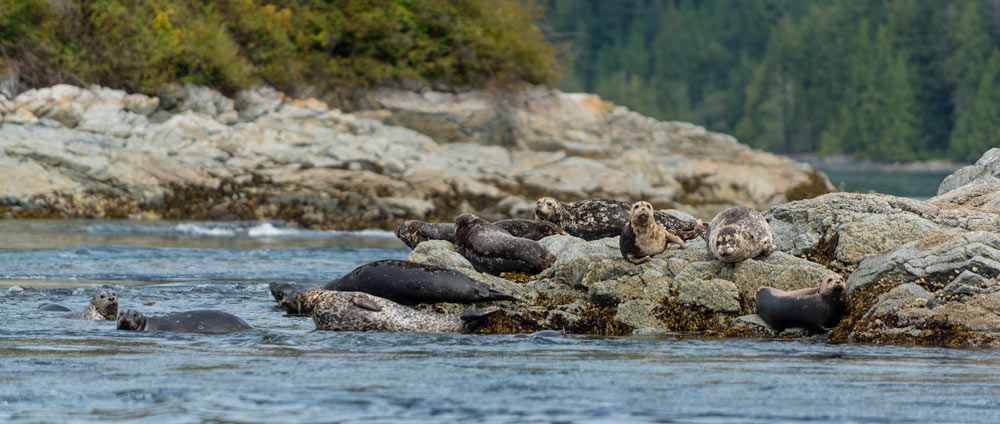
[2,219,1000,423]
[821,170,954,200]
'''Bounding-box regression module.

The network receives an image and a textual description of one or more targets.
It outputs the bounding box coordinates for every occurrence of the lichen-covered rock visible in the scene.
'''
[937,148,1000,195]
[676,278,741,313]
[405,240,473,270]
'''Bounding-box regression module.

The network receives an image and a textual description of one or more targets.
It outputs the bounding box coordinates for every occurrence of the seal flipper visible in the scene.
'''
[486,288,517,302]
[459,306,500,332]
[351,296,382,312]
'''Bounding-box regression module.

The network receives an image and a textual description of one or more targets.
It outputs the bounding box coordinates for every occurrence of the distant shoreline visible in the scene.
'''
[792,153,968,174]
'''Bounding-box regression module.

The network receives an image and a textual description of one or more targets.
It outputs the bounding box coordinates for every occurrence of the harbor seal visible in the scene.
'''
[284,289,499,333]
[619,201,685,264]
[268,282,320,306]
[117,309,253,334]
[707,206,776,262]
[52,289,118,320]
[323,259,516,305]
[454,213,556,275]
[535,197,705,241]
[394,219,567,249]
[755,274,847,333]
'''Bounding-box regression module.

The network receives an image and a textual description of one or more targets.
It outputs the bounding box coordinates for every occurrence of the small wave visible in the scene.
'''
[175,223,237,237]
[327,228,397,239]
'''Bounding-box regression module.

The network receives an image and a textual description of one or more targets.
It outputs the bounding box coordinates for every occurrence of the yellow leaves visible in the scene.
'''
[152,8,174,31]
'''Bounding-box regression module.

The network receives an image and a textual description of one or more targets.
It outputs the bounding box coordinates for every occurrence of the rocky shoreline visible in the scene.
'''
[0,83,832,228]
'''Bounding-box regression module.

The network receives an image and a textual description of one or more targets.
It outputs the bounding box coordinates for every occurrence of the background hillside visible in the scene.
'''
[543,0,1000,161]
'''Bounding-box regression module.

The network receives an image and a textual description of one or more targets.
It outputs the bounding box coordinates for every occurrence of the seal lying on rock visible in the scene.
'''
[454,213,556,275]
[393,219,567,249]
[40,290,118,320]
[268,282,320,305]
[755,274,847,333]
[323,259,516,304]
[117,309,253,334]
[535,197,705,241]
[284,289,499,333]
[707,206,776,262]
[620,201,685,264]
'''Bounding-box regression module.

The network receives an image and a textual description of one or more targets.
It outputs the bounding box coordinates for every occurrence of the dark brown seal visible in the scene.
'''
[393,219,567,249]
[454,213,556,275]
[323,259,516,305]
[707,206,777,262]
[117,309,253,334]
[283,289,498,333]
[755,274,847,333]
[619,201,685,264]
[535,197,705,241]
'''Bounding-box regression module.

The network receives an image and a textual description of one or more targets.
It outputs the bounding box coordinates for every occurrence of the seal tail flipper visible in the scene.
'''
[486,289,517,303]
[460,306,501,332]
[627,254,650,265]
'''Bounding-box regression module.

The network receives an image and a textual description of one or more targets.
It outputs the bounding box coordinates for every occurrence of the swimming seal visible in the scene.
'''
[322,259,516,305]
[117,309,253,334]
[393,219,567,249]
[707,206,776,262]
[619,201,685,264]
[535,197,705,241]
[286,289,499,333]
[454,213,556,275]
[755,274,847,333]
[54,289,118,320]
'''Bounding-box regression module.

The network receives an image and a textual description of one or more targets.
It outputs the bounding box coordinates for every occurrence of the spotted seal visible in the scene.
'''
[117,309,253,334]
[47,290,118,320]
[394,219,567,249]
[535,197,705,241]
[619,201,685,264]
[755,274,847,333]
[454,213,556,275]
[283,289,498,333]
[706,206,776,262]
[322,259,516,305]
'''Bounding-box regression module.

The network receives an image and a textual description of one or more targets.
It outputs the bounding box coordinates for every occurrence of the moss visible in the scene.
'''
[501,271,537,283]
[532,292,580,309]
[556,304,632,336]
[785,171,835,202]
[653,298,749,337]
[474,309,544,334]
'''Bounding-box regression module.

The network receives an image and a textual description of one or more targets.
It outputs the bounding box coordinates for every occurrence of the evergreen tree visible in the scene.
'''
[949,48,1000,161]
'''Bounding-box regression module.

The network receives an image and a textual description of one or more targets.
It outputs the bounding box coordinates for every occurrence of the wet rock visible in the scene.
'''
[615,300,665,331]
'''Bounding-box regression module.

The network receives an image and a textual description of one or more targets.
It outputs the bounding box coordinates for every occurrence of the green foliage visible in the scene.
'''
[544,0,1000,161]
[0,0,559,96]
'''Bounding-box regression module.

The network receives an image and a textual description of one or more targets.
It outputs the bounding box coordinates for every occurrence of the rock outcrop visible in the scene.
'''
[0,83,833,228]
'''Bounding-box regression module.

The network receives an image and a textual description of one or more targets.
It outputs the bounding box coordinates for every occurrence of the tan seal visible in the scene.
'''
[619,201,684,264]
[67,289,119,320]
[707,206,776,262]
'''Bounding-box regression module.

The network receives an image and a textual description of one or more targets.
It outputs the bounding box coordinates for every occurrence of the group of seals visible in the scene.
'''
[393,219,566,249]
[755,274,847,333]
[454,213,556,275]
[620,201,686,264]
[535,197,706,241]
[279,289,499,333]
[706,206,776,262]
[117,309,253,334]
[38,289,119,320]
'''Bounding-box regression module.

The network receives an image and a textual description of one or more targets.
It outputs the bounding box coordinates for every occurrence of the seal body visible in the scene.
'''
[117,309,253,334]
[454,213,556,275]
[707,206,776,262]
[66,289,118,320]
[321,259,515,305]
[290,290,498,333]
[535,197,705,241]
[619,201,685,264]
[755,274,847,332]
[394,219,566,249]
[38,304,72,312]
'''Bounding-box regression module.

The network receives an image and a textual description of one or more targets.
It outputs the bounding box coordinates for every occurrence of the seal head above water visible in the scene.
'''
[57,289,118,320]
[755,274,847,333]
[619,201,685,264]
[707,206,776,262]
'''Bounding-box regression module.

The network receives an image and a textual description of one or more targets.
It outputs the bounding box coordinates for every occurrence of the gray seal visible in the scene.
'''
[755,274,847,333]
[393,219,567,249]
[707,206,776,262]
[285,289,499,333]
[535,197,705,241]
[619,201,685,264]
[323,259,516,304]
[51,289,118,320]
[454,213,556,275]
[117,309,253,334]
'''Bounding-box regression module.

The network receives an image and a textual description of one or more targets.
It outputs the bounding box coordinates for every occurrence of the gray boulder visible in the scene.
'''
[937,148,1000,195]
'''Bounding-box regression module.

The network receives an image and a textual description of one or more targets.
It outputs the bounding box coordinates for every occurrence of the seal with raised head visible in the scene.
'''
[322,259,516,305]
[394,219,567,249]
[117,309,253,334]
[535,197,705,241]
[620,201,685,264]
[707,206,776,262]
[454,213,556,275]
[284,289,498,333]
[755,274,847,333]
[269,282,320,307]
[48,289,118,320]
